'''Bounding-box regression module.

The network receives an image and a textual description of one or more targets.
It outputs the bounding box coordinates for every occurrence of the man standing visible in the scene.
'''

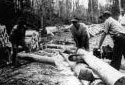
[10,20,27,65]
[98,11,125,70]
[69,17,90,51]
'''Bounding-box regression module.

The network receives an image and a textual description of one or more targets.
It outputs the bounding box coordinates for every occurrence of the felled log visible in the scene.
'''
[77,49,125,85]
[46,44,76,50]
[17,52,55,65]
[59,52,93,85]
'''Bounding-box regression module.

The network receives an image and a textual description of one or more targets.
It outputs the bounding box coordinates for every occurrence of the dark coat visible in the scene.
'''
[10,24,26,46]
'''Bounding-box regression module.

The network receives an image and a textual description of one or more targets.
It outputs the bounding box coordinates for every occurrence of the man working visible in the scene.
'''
[69,17,90,51]
[98,11,125,70]
[10,20,27,66]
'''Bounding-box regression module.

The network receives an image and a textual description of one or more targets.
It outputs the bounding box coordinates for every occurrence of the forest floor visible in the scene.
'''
[0,25,124,85]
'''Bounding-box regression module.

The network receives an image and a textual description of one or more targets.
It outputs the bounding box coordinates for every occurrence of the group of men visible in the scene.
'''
[69,10,125,70]
[0,9,125,70]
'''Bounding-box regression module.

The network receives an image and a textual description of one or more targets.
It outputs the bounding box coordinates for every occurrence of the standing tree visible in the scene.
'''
[88,0,99,23]
[121,0,125,10]
[0,0,16,34]
[111,0,120,20]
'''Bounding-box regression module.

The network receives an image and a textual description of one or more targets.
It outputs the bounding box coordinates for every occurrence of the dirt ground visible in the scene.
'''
[0,28,122,85]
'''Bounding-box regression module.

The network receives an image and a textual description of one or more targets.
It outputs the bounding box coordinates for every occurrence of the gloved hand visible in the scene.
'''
[93,48,101,58]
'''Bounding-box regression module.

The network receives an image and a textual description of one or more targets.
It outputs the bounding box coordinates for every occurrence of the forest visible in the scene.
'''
[0,0,125,33]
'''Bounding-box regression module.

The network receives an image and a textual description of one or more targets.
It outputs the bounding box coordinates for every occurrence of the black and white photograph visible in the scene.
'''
[0,0,125,85]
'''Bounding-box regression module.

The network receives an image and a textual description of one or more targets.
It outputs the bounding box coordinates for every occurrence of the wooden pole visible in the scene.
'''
[77,49,125,85]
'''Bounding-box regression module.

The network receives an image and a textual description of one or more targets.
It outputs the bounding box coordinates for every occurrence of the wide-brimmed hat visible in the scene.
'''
[71,18,79,22]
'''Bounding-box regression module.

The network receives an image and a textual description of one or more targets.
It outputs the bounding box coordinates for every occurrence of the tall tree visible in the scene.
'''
[88,0,99,23]
[111,0,120,20]
[0,0,16,33]
[121,0,125,10]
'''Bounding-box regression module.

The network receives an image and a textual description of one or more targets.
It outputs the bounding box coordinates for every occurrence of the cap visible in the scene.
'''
[71,18,79,22]
[103,11,112,16]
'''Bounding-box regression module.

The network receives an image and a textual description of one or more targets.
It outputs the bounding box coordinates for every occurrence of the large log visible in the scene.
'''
[17,52,55,65]
[59,52,92,85]
[77,49,125,85]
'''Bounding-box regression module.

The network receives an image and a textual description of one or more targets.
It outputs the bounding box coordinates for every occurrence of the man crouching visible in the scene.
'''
[69,17,90,52]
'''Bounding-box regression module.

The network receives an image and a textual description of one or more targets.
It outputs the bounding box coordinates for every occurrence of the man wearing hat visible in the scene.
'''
[98,11,125,70]
[69,17,90,52]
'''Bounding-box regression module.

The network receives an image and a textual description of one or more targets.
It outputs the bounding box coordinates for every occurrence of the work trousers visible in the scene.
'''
[111,33,125,70]
[0,46,11,64]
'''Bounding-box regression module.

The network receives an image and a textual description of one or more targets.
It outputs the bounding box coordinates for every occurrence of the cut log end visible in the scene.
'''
[115,77,125,85]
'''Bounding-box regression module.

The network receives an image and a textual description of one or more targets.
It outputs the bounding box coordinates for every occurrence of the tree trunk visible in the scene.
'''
[77,49,125,85]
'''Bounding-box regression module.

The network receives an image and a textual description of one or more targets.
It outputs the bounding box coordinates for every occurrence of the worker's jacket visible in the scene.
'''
[69,23,90,51]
